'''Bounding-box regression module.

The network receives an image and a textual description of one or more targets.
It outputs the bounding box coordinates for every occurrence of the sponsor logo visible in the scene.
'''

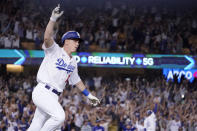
[163,69,197,82]
[73,56,154,66]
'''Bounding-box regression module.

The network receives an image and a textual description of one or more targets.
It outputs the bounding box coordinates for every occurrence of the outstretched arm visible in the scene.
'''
[44,4,64,48]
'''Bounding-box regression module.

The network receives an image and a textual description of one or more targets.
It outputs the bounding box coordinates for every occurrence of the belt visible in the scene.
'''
[45,85,61,96]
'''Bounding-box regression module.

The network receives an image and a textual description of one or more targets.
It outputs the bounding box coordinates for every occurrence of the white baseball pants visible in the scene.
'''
[27,83,65,131]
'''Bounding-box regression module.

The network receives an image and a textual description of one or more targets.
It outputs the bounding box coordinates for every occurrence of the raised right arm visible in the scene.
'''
[44,4,64,48]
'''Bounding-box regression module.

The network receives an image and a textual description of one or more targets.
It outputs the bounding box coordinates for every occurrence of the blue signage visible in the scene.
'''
[163,69,197,82]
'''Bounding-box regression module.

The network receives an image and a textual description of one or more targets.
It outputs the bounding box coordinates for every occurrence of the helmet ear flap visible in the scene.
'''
[61,39,65,44]
[61,34,66,44]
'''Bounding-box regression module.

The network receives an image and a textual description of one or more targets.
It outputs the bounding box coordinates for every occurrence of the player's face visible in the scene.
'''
[66,39,79,52]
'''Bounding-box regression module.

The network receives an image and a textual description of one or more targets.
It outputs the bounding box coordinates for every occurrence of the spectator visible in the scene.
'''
[81,120,92,131]
[93,120,105,131]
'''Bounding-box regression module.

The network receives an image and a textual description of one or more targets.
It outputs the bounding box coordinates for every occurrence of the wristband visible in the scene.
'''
[50,17,56,22]
[82,89,90,96]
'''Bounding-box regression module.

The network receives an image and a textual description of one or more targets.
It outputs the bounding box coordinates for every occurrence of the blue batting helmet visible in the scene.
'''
[61,31,83,44]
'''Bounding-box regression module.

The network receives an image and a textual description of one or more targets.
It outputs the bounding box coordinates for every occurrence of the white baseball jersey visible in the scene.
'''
[144,113,157,131]
[37,42,81,92]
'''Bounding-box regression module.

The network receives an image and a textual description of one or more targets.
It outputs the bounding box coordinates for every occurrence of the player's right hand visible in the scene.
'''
[50,4,64,22]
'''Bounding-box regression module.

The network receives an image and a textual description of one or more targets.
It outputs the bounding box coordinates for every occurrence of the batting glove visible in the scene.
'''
[87,94,100,106]
[50,4,64,22]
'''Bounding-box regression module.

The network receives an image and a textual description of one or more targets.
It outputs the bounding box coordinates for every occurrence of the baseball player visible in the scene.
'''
[27,4,100,131]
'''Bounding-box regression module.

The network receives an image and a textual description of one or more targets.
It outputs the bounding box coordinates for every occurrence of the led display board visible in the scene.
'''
[0,49,196,70]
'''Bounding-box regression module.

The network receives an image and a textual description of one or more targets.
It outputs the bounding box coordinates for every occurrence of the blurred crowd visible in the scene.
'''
[0,72,197,131]
[0,0,197,54]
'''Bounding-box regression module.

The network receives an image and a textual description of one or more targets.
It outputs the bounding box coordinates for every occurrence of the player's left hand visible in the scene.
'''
[87,94,100,106]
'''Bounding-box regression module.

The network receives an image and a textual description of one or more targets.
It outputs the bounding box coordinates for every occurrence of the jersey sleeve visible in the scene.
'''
[42,42,60,56]
[153,103,158,113]
[68,65,81,85]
